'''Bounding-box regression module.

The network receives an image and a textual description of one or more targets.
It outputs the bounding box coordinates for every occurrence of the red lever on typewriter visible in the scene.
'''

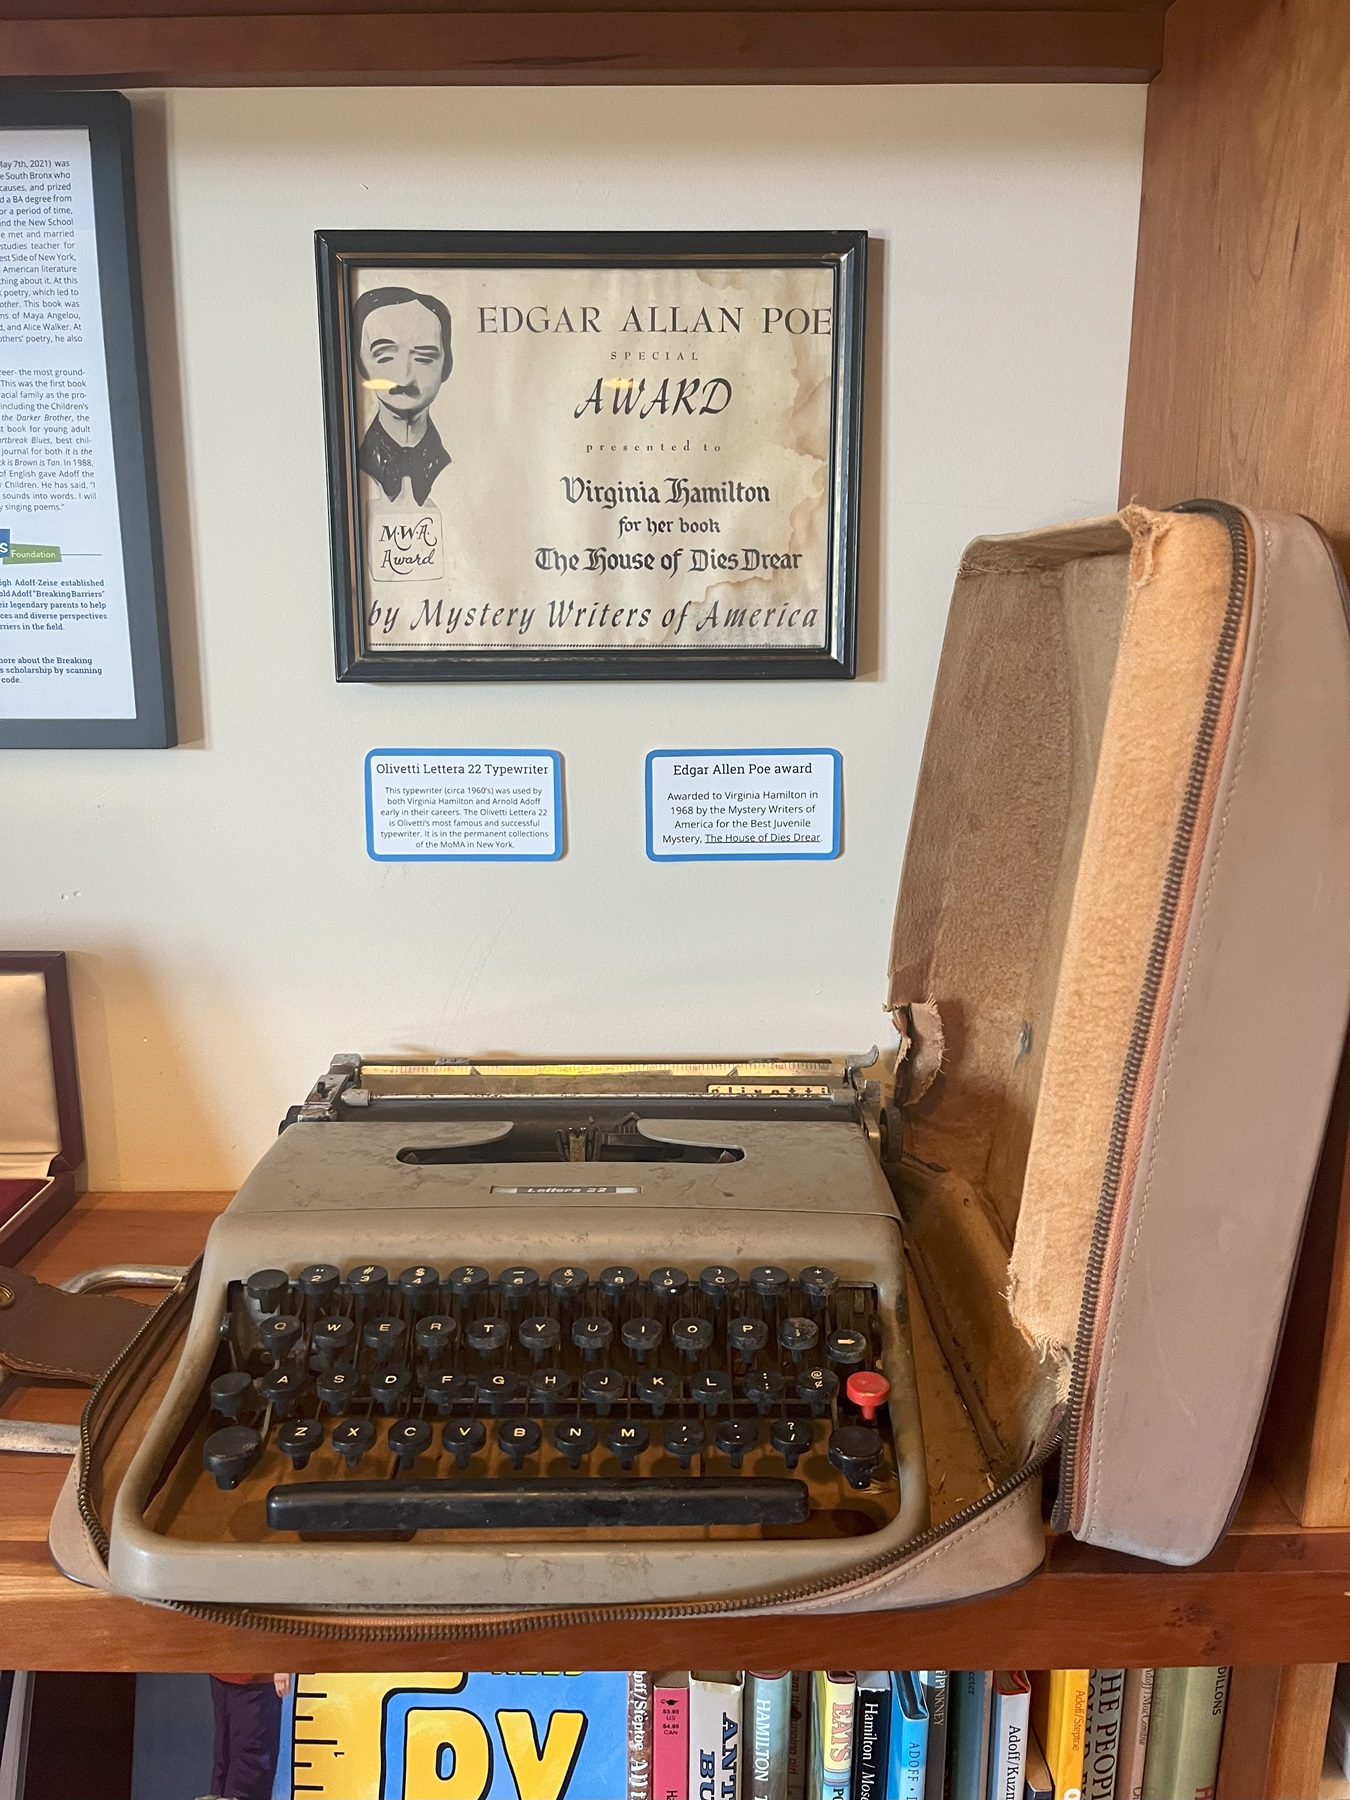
[846,1370,890,1421]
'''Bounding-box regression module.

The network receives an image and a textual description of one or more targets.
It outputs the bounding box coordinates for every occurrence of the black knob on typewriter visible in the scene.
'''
[647,1266,689,1304]
[414,1316,458,1362]
[828,1424,884,1489]
[663,1419,706,1469]
[603,1420,649,1470]
[278,1418,324,1471]
[256,1366,306,1419]
[743,1369,787,1416]
[477,1370,521,1416]
[297,1263,340,1303]
[715,1419,759,1470]
[572,1316,614,1359]
[519,1315,561,1359]
[670,1317,714,1360]
[599,1265,640,1301]
[770,1417,812,1470]
[689,1370,733,1416]
[369,1366,413,1414]
[203,1424,262,1490]
[209,1370,254,1421]
[528,1367,572,1414]
[363,1316,408,1362]
[799,1266,839,1305]
[827,1328,868,1367]
[797,1366,840,1416]
[728,1317,768,1362]
[778,1316,820,1362]
[316,1365,359,1414]
[621,1317,663,1362]
[636,1369,679,1416]
[548,1266,589,1303]
[467,1317,510,1358]
[499,1418,542,1470]
[245,1269,289,1314]
[443,1419,487,1470]
[397,1264,440,1303]
[581,1367,626,1415]
[388,1417,432,1470]
[311,1316,355,1366]
[749,1265,790,1300]
[344,1264,388,1302]
[699,1265,739,1301]
[332,1418,376,1468]
[425,1370,471,1415]
[499,1266,540,1306]
[553,1418,597,1470]
[444,1265,490,1303]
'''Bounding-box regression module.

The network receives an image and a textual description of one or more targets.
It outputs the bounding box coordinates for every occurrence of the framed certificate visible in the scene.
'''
[316,230,866,682]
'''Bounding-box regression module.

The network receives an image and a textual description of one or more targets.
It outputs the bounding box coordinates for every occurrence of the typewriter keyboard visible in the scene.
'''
[197,1261,904,1538]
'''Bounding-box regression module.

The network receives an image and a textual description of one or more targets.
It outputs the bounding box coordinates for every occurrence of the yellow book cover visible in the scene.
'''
[1029,1671,1089,1800]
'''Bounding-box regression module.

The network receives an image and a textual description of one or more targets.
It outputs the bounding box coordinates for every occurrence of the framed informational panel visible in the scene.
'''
[317,230,865,682]
[0,91,174,748]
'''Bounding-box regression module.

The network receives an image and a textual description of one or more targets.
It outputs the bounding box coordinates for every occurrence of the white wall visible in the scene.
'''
[2,85,1146,1189]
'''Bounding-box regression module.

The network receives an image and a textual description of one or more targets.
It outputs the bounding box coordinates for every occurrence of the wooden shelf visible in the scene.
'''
[4,1190,1350,1673]
[0,5,1166,85]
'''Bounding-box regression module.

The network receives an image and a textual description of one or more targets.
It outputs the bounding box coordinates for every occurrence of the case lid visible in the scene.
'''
[0,952,84,1180]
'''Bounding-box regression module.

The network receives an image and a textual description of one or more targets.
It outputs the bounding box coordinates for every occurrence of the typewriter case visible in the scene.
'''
[62,500,1350,1623]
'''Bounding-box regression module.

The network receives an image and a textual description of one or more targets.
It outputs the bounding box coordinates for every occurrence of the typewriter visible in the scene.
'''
[107,1055,929,1609]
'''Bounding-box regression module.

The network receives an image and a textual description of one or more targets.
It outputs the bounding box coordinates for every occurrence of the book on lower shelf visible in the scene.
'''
[1118,1669,1155,1800]
[988,1671,1030,1800]
[1141,1667,1230,1800]
[1084,1668,1124,1800]
[887,1670,929,1800]
[689,1672,743,1800]
[745,1672,794,1800]
[853,1671,892,1800]
[809,1671,856,1800]
[1030,1669,1089,1800]
[655,1672,691,1800]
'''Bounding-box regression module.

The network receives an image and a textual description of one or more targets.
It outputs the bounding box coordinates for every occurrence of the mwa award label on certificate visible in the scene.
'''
[317,232,865,681]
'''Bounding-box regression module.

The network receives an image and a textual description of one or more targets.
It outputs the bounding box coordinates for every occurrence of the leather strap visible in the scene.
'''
[0,1265,150,1382]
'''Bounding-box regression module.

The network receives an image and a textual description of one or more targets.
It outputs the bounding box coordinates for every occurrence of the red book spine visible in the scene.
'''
[654,1681,690,1800]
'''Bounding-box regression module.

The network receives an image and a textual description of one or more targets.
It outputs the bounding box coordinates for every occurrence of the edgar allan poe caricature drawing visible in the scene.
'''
[354,286,453,506]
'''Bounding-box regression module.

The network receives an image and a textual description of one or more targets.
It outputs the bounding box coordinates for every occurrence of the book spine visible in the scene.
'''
[745,1673,792,1800]
[919,1672,948,1800]
[1117,1670,1154,1800]
[988,1674,1030,1800]
[810,1673,855,1800]
[629,1672,654,1800]
[786,1673,809,1800]
[690,1674,743,1800]
[947,1671,991,1800]
[1031,1669,1089,1800]
[1141,1668,1229,1800]
[888,1673,930,1800]
[1084,1669,1124,1800]
[851,1676,890,1800]
[654,1680,690,1800]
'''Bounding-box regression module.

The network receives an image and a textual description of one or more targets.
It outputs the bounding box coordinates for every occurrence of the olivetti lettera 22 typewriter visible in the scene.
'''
[108,1056,928,1608]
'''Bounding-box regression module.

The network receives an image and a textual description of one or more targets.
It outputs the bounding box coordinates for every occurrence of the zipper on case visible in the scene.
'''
[1053,500,1253,1536]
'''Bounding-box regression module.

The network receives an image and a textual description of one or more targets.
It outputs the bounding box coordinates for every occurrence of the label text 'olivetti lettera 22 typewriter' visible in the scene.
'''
[108,1057,929,1609]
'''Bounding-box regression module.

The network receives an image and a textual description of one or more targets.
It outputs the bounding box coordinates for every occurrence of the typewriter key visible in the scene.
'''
[770,1417,812,1470]
[743,1369,787,1416]
[344,1264,388,1302]
[670,1317,714,1359]
[636,1369,679,1416]
[827,1328,868,1367]
[689,1370,732,1416]
[311,1316,355,1365]
[778,1316,819,1362]
[278,1418,324,1471]
[370,1366,413,1413]
[828,1424,884,1489]
[499,1266,540,1306]
[499,1418,542,1470]
[317,1365,359,1413]
[444,1265,490,1303]
[414,1315,458,1362]
[647,1266,689,1303]
[749,1265,790,1300]
[297,1263,340,1303]
[425,1370,471,1414]
[443,1419,487,1469]
[261,1314,303,1361]
[397,1264,440,1302]
[598,1265,640,1300]
[203,1424,263,1490]
[256,1366,306,1419]
[518,1315,561,1358]
[209,1370,254,1421]
[388,1417,432,1469]
[571,1316,614,1358]
[553,1418,597,1469]
[467,1317,510,1358]
[548,1266,589,1303]
[796,1366,840,1415]
[715,1418,758,1470]
[621,1317,663,1361]
[362,1316,407,1361]
[528,1367,572,1413]
[603,1420,649,1470]
[581,1367,626,1415]
[798,1266,839,1305]
[477,1370,521,1416]
[663,1419,706,1469]
[332,1418,377,1468]
[699,1265,739,1301]
[728,1317,769,1361]
[245,1269,289,1314]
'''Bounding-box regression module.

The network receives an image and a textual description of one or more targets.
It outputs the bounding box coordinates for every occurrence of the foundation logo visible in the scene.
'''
[0,529,61,567]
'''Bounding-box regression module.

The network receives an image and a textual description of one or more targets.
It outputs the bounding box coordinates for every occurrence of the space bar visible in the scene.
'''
[266,1476,809,1533]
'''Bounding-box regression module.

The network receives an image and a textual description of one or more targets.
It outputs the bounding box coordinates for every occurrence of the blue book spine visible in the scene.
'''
[948,1672,992,1800]
[887,1673,930,1800]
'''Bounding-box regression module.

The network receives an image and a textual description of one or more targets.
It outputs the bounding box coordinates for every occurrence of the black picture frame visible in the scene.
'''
[317,230,865,682]
[0,90,174,749]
